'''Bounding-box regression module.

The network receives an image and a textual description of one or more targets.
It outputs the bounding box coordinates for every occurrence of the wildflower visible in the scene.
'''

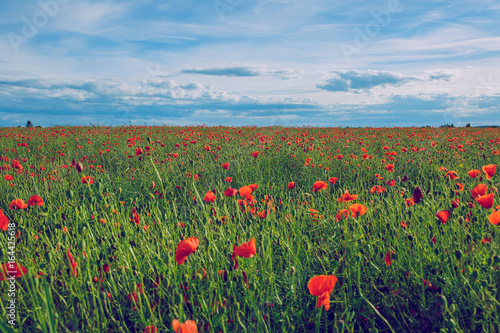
[475,193,494,209]
[0,210,9,231]
[204,191,216,203]
[308,275,338,311]
[175,237,199,265]
[334,209,353,221]
[488,211,500,225]
[312,181,328,192]
[9,199,28,210]
[231,238,256,269]
[329,177,338,184]
[143,325,158,333]
[172,319,198,333]
[287,182,296,189]
[482,164,496,179]
[251,151,259,158]
[249,184,259,191]
[239,186,252,197]
[349,203,367,217]
[467,169,481,178]
[28,195,44,206]
[385,251,395,266]
[436,210,450,224]
[405,198,415,207]
[370,185,385,194]
[222,162,230,170]
[223,188,238,197]
[66,249,78,277]
[337,190,358,202]
[81,176,94,184]
[0,263,27,280]
[471,184,487,198]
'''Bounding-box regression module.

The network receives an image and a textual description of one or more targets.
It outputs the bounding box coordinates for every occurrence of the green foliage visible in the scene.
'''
[0,125,499,332]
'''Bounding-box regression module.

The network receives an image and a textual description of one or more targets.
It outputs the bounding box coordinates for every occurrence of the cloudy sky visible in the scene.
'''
[1,0,500,127]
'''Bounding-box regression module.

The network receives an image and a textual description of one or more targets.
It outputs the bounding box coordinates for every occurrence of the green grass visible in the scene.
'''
[0,125,499,332]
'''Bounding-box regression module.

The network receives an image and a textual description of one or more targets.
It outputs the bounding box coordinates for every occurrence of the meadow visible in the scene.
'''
[0,125,499,333]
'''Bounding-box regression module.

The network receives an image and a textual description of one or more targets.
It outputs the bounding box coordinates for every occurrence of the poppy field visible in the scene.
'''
[1,125,500,333]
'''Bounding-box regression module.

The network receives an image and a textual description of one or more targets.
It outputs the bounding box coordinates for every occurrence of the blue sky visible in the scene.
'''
[1,0,499,127]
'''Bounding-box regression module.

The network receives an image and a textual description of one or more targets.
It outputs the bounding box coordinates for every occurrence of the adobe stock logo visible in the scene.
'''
[339,0,403,64]
[7,0,71,54]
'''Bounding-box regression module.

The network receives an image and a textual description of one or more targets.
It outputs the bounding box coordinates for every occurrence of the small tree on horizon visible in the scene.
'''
[26,120,33,128]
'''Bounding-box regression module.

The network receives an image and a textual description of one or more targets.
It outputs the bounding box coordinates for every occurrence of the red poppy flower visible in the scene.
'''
[66,249,78,277]
[312,181,327,192]
[239,186,252,197]
[4,175,13,181]
[143,325,158,333]
[482,237,492,245]
[204,191,216,203]
[370,185,386,194]
[475,193,494,209]
[225,177,232,182]
[28,195,44,206]
[287,182,296,189]
[175,237,199,265]
[222,162,230,170]
[249,184,259,191]
[172,319,198,333]
[335,209,353,221]
[9,199,28,210]
[337,190,358,202]
[349,203,367,217]
[385,251,395,266]
[488,211,500,225]
[405,198,415,207]
[223,188,238,197]
[467,169,481,178]
[471,184,487,198]
[0,210,9,231]
[12,160,23,171]
[81,176,94,184]
[445,171,459,180]
[436,210,450,224]
[329,177,338,184]
[0,263,27,280]
[482,164,496,179]
[250,151,259,158]
[231,238,256,269]
[308,275,338,311]
[135,148,143,156]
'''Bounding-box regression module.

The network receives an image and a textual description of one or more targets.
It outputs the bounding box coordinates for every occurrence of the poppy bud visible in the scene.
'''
[76,162,84,172]
[413,186,423,203]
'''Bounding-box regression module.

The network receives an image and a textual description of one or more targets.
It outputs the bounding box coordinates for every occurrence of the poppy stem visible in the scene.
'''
[356,256,396,333]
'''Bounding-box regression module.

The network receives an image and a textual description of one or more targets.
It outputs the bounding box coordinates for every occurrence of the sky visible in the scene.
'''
[1,0,500,128]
